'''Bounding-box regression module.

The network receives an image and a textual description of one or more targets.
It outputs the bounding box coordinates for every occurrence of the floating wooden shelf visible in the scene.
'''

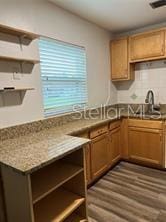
[0,24,39,40]
[31,161,83,204]
[0,55,40,64]
[34,188,85,222]
[0,88,34,93]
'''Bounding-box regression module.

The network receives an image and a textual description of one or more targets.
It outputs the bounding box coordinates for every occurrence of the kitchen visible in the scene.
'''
[0,0,166,221]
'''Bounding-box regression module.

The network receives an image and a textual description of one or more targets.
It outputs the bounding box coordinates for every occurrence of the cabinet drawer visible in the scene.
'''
[109,120,121,131]
[90,125,108,139]
[128,119,163,129]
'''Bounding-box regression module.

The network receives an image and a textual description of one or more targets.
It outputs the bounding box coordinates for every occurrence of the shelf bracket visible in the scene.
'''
[20,61,27,75]
[18,35,26,51]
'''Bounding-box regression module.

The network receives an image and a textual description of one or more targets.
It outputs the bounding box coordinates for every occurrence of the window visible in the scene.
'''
[39,37,88,116]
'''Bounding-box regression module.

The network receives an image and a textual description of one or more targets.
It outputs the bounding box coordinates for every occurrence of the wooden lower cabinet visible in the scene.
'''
[128,127,163,166]
[120,118,129,159]
[109,126,121,166]
[91,133,109,180]
[0,177,6,222]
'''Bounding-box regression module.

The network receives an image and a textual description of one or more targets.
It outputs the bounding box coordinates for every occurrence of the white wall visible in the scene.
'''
[0,0,116,128]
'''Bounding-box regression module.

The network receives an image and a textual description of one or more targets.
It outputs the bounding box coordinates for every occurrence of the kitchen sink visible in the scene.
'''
[135,110,165,116]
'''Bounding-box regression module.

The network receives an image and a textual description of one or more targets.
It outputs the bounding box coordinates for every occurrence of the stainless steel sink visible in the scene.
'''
[135,110,165,116]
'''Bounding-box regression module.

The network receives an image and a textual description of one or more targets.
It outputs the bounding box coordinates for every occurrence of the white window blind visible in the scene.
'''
[39,37,88,116]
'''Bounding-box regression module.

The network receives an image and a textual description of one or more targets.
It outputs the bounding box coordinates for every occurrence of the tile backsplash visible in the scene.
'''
[115,60,166,104]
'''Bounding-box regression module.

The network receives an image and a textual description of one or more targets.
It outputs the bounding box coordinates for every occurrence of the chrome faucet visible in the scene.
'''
[145,90,154,113]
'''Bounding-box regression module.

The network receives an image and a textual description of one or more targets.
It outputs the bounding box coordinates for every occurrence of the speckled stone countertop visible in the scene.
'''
[0,132,90,175]
[0,116,118,175]
[1,105,166,175]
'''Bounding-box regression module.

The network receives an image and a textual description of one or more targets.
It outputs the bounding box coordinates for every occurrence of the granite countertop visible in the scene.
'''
[0,116,118,175]
[0,110,166,175]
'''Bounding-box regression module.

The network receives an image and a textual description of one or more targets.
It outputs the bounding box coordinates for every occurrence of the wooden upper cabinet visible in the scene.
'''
[111,28,166,81]
[129,29,166,62]
[111,37,130,81]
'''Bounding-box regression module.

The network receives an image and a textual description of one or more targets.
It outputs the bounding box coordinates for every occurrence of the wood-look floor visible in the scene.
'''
[87,162,166,222]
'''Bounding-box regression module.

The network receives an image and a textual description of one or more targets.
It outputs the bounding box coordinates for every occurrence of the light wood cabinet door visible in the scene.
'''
[91,134,109,180]
[111,37,129,80]
[109,127,121,166]
[130,30,166,62]
[120,118,129,160]
[129,127,163,166]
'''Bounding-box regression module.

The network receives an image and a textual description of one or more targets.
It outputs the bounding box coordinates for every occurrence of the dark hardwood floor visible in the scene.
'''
[87,162,166,222]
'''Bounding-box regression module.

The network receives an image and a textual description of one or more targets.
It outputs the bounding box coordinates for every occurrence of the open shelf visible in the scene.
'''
[34,188,85,222]
[31,161,83,204]
[0,88,34,93]
[0,24,39,40]
[0,55,40,64]
[64,213,87,222]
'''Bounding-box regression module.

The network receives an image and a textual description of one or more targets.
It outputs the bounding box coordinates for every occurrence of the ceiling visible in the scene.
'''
[50,0,166,33]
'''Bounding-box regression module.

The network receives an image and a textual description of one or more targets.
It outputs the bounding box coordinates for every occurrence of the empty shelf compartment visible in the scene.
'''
[64,213,87,222]
[34,187,85,222]
[31,160,83,204]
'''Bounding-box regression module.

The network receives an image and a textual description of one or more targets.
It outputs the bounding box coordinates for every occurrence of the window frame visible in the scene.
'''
[38,37,88,117]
